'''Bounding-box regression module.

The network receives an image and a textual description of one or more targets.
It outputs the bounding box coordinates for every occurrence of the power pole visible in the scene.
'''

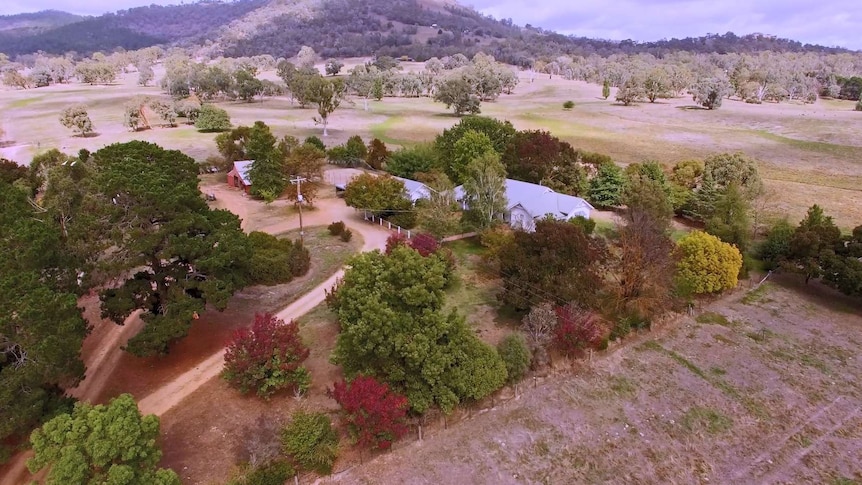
[290,176,308,245]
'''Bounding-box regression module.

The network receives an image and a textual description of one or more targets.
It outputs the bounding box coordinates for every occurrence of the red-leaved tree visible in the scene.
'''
[330,375,409,450]
[554,304,607,356]
[385,233,408,254]
[409,233,440,257]
[222,313,310,398]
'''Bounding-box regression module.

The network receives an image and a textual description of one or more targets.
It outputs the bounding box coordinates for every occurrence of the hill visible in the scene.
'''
[0,0,855,60]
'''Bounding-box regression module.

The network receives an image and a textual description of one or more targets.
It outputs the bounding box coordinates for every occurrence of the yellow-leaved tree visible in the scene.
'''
[675,230,742,294]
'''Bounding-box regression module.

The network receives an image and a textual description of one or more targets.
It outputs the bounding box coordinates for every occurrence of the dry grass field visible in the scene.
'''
[2,61,860,228]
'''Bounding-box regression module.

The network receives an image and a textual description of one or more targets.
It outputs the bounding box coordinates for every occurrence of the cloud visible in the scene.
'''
[2,0,860,49]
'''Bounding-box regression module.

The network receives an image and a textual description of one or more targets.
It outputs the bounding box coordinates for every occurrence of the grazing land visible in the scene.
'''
[2,62,860,228]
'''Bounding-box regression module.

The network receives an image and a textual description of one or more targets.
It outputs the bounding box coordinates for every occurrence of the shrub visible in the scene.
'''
[385,233,408,254]
[248,232,309,285]
[855,95,862,111]
[222,314,311,398]
[195,104,231,132]
[331,375,409,450]
[288,243,311,276]
[569,216,596,235]
[327,221,345,236]
[497,334,531,383]
[226,461,295,485]
[340,229,353,242]
[410,233,440,257]
[675,230,743,294]
[563,100,575,110]
[304,136,326,151]
[282,411,339,475]
[554,304,607,355]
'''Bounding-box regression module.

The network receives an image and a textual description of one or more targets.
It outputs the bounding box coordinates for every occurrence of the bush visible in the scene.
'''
[304,136,326,151]
[409,233,439,257]
[282,411,339,475]
[340,229,353,242]
[569,216,596,235]
[289,243,311,277]
[554,304,608,355]
[328,221,345,236]
[385,233,408,254]
[247,232,309,285]
[563,100,575,110]
[195,104,231,132]
[855,96,862,111]
[331,375,409,450]
[226,461,295,485]
[758,219,793,269]
[675,230,743,294]
[222,314,311,399]
[497,334,531,384]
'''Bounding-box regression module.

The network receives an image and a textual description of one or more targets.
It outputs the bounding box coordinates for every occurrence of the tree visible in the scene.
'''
[122,97,150,132]
[328,246,507,412]
[365,138,390,170]
[856,94,862,112]
[233,68,264,102]
[695,152,763,221]
[247,231,310,285]
[758,219,794,269]
[691,75,731,109]
[602,80,611,100]
[554,304,607,356]
[588,162,626,208]
[644,67,671,102]
[497,334,531,383]
[27,394,180,485]
[195,104,231,132]
[461,151,508,229]
[498,220,607,311]
[246,121,285,202]
[307,76,345,136]
[223,314,310,398]
[0,158,27,185]
[137,63,154,86]
[520,302,557,367]
[90,142,253,356]
[343,173,414,226]
[331,375,409,450]
[450,129,495,184]
[281,411,338,475]
[295,46,318,70]
[623,162,674,226]
[416,171,461,238]
[385,143,441,179]
[147,99,176,127]
[435,116,515,166]
[325,58,344,76]
[704,183,751,253]
[1,181,88,461]
[59,104,94,137]
[615,76,645,106]
[434,77,481,116]
[283,142,326,205]
[786,205,842,283]
[675,230,743,294]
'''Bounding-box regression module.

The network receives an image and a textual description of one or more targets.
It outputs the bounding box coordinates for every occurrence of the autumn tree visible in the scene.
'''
[554,304,608,356]
[365,138,390,170]
[461,151,508,229]
[223,314,310,398]
[328,246,507,412]
[520,302,557,367]
[89,142,254,356]
[59,104,95,137]
[28,394,180,485]
[502,130,587,194]
[343,173,415,228]
[283,143,326,205]
[331,375,409,450]
[675,230,743,294]
[498,219,607,311]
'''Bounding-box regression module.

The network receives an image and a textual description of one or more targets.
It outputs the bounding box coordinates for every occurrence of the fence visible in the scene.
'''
[361,210,413,239]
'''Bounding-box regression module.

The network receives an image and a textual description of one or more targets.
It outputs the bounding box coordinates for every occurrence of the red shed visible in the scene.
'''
[227,160,253,194]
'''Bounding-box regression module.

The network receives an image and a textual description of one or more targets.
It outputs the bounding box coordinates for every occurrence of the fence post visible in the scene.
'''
[407,230,411,239]
[388,222,391,229]
[379,218,383,226]
[397,226,401,234]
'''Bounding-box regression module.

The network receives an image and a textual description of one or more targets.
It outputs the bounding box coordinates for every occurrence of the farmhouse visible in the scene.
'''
[226,160,253,194]
[455,179,594,232]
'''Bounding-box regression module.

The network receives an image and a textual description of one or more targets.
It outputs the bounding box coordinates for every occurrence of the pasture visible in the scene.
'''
[2,61,860,228]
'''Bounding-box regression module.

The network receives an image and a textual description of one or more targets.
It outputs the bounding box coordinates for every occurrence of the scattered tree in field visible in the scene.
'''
[554,304,607,355]
[91,142,253,356]
[520,302,557,367]
[281,411,338,475]
[615,76,645,105]
[365,138,390,170]
[233,68,264,102]
[675,230,743,294]
[785,204,842,283]
[461,151,508,229]
[602,80,611,99]
[195,104,232,132]
[498,220,607,311]
[856,94,862,111]
[328,246,507,412]
[59,104,94,136]
[137,63,154,86]
[563,100,575,110]
[691,75,732,109]
[331,375,409,450]
[497,334,531,383]
[644,67,671,102]
[122,98,150,131]
[295,46,318,70]
[27,394,180,485]
[588,162,626,208]
[325,58,344,76]
[434,77,481,116]
[174,97,201,123]
[308,76,346,136]
[223,314,310,398]
[3,70,31,89]
[148,99,176,127]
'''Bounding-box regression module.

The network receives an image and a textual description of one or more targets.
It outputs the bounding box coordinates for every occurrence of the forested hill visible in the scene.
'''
[0,0,855,61]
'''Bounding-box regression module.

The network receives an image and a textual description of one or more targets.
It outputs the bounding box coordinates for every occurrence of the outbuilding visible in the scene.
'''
[226,160,253,194]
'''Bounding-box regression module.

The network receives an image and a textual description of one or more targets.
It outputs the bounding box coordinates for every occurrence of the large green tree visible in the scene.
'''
[588,162,627,208]
[307,75,345,136]
[245,121,285,202]
[435,116,515,168]
[89,142,252,356]
[343,173,415,228]
[450,129,495,184]
[0,181,88,462]
[328,247,507,413]
[785,205,842,283]
[28,394,180,485]
[461,151,508,229]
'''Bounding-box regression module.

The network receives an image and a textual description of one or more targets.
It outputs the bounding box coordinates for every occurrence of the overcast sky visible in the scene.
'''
[2,0,860,50]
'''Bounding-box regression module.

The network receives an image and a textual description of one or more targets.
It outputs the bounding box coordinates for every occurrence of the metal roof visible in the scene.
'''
[455,179,594,219]
[232,160,253,186]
